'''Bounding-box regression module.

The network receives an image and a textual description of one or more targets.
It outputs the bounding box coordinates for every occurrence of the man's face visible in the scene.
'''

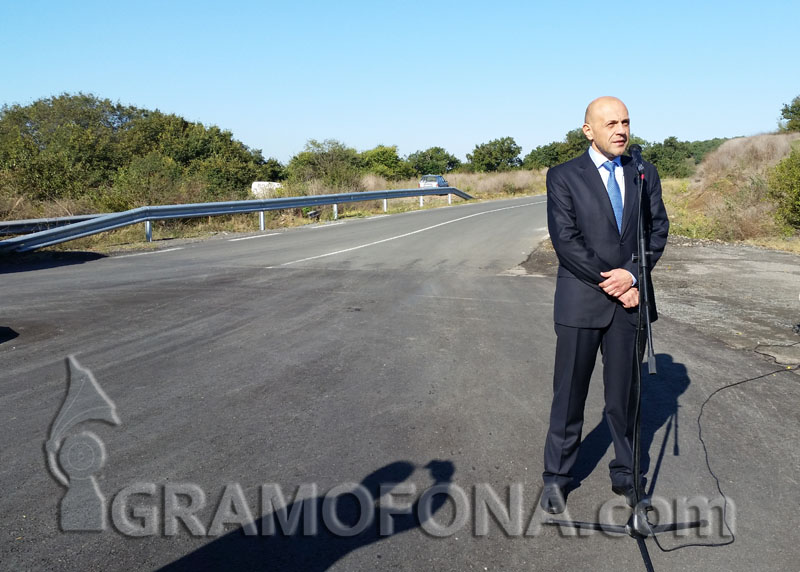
[583,99,630,159]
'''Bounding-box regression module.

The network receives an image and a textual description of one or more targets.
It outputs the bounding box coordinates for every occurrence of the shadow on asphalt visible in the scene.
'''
[159,460,455,572]
[0,251,106,274]
[0,326,19,345]
[571,353,691,494]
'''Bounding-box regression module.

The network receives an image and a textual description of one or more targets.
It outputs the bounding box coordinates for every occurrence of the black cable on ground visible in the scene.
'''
[651,362,798,553]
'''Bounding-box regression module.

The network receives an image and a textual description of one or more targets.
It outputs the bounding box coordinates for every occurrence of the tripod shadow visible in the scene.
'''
[571,354,690,494]
[160,459,454,572]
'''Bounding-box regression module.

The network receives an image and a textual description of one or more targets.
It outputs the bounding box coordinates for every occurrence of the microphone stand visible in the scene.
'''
[544,157,705,572]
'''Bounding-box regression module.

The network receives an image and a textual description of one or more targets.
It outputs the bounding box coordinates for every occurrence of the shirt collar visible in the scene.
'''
[587,145,622,170]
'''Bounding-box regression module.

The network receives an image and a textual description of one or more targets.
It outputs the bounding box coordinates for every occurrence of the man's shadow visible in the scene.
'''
[160,459,455,572]
[0,326,19,345]
[571,354,690,494]
[0,251,105,274]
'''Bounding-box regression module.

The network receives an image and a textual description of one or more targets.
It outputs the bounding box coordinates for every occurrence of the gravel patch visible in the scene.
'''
[520,236,800,369]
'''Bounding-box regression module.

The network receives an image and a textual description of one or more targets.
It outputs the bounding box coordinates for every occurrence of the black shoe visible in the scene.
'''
[540,483,567,514]
[612,484,649,508]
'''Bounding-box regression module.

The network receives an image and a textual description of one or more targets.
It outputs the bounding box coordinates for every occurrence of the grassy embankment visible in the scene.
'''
[661,132,800,253]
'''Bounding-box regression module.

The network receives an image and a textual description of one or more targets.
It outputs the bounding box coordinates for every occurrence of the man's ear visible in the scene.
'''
[582,123,593,142]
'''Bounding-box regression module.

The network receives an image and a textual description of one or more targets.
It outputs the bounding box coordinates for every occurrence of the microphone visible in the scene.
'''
[628,144,645,174]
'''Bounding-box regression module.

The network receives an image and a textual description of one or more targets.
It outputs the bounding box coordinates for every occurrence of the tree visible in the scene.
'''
[643,136,693,178]
[558,128,590,163]
[261,157,286,181]
[522,128,590,170]
[0,93,145,200]
[407,146,461,175]
[360,145,414,180]
[780,95,800,132]
[686,138,726,164]
[522,142,561,170]
[467,137,522,172]
[0,92,281,209]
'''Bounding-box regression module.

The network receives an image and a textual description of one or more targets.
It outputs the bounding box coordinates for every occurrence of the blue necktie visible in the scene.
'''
[602,161,623,233]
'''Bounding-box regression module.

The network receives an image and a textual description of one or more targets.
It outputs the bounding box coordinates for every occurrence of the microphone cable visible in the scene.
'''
[649,351,798,553]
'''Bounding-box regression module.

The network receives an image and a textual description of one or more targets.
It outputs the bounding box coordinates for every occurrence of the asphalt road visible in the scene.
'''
[1,196,798,571]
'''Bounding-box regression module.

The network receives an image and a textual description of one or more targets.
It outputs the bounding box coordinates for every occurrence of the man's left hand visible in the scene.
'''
[599,269,634,297]
[619,287,639,308]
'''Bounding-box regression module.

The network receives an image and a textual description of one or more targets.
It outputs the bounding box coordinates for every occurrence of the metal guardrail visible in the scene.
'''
[0,214,105,236]
[0,187,472,253]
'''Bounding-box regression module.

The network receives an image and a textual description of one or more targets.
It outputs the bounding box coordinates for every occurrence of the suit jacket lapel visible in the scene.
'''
[620,156,638,237]
[577,152,619,231]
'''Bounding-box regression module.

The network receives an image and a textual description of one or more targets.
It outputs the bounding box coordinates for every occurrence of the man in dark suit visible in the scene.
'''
[539,96,669,514]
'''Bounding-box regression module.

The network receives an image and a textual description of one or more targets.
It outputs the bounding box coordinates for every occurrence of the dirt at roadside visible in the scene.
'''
[520,236,800,369]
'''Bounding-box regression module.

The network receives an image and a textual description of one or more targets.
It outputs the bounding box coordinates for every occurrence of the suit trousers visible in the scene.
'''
[543,303,638,489]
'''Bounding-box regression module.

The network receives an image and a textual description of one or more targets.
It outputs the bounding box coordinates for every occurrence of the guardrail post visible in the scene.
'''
[383,198,388,212]
[145,220,152,242]
[259,211,266,231]
[333,204,338,220]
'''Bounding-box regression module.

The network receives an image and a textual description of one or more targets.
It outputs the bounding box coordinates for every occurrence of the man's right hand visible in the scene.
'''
[599,269,634,298]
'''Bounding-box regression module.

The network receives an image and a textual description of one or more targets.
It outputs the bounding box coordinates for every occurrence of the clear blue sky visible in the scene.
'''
[2,0,798,163]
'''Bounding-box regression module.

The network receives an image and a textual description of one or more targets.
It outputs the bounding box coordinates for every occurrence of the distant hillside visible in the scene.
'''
[664,132,800,242]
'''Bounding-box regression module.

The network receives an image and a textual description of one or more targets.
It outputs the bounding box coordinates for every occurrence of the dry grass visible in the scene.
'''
[665,133,800,242]
[360,173,391,191]
[446,170,546,198]
[0,194,99,221]
[742,236,800,254]
[359,170,547,198]
[691,133,800,186]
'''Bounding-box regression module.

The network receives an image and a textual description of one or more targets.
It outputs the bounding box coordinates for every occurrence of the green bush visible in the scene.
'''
[286,139,363,193]
[769,148,800,228]
[360,145,415,180]
[103,151,182,210]
[0,93,285,211]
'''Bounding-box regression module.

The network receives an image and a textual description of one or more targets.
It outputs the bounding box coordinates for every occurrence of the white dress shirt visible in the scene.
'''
[586,145,636,285]
[587,145,625,207]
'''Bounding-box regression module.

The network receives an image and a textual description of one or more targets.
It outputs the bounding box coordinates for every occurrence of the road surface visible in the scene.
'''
[2,196,797,571]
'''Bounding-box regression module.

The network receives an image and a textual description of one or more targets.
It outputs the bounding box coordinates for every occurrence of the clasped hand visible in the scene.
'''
[599,269,639,308]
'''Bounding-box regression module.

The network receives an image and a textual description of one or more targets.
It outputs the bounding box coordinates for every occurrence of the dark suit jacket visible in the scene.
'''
[546,151,669,328]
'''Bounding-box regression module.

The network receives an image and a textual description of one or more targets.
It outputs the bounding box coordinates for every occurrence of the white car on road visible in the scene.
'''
[418,175,449,188]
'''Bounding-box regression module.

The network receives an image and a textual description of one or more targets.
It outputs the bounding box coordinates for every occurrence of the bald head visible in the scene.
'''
[582,97,630,159]
[584,96,628,125]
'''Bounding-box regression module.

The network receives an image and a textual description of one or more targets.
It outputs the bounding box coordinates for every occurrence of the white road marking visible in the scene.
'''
[278,202,540,267]
[115,247,183,258]
[229,233,280,242]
